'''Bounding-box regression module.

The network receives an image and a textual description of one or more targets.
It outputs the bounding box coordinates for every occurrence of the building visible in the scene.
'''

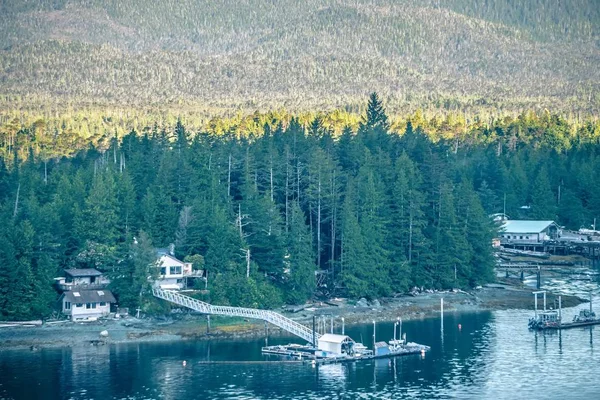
[54,268,116,321]
[54,268,110,291]
[317,334,355,355]
[500,220,560,245]
[155,248,205,290]
[60,289,116,321]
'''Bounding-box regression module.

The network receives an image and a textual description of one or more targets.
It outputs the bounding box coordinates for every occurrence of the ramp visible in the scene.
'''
[152,287,320,345]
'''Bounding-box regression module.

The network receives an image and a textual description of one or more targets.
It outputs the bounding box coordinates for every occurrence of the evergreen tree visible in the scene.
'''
[285,202,315,304]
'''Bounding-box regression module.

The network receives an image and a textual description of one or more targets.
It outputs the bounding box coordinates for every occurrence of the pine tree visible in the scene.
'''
[285,202,315,304]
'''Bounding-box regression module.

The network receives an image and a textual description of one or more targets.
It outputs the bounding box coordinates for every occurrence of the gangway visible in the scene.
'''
[152,287,321,345]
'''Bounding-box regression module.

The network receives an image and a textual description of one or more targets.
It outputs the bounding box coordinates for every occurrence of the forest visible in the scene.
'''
[1,0,599,116]
[1,93,600,320]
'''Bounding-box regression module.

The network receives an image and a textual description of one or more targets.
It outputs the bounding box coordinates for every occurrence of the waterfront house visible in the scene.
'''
[60,289,116,321]
[54,268,117,321]
[155,248,204,290]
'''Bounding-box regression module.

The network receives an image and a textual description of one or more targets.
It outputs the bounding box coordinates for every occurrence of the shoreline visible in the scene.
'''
[0,285,587,351]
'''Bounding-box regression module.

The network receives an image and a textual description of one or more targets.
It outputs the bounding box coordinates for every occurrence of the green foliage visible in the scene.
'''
[3,94,600,320]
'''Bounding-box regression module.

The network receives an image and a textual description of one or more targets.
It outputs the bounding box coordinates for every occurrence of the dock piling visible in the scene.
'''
[559,295,562,326]
[373,320,376,350]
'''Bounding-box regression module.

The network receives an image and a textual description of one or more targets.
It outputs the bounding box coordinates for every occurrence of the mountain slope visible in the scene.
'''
[0,0,598,114]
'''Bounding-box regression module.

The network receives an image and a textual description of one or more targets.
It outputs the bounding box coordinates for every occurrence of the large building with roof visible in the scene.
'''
[500,220,560,245]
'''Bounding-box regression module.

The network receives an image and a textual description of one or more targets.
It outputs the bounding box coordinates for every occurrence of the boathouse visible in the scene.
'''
[317,334,355,355]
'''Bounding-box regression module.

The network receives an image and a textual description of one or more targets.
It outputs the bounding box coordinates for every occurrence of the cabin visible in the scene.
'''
[60,289,116,321]
[317,334,355,355]
[54,268,110,291]
[500,220,560,245]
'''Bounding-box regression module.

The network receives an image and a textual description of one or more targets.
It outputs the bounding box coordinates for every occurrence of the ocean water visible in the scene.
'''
[1,298,599,400]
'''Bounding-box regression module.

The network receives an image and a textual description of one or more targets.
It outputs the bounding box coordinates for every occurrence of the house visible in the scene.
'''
[500,220,560,244]
[155,248,204,290]
[54,268,116,321]
[54,268,110,291]
[60,289,116,321]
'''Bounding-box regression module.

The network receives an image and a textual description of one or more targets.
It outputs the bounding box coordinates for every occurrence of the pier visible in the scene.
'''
[153,288,431,364]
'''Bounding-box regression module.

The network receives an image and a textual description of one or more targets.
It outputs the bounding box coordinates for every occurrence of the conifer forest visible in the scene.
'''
[0,0,599,320]
[1,93,600,319]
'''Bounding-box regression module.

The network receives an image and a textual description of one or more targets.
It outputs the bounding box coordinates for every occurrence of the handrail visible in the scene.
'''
[152,287,320,344]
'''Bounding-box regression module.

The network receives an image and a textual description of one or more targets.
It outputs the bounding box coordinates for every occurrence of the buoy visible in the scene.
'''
[182,360,187,367]
[458,324,462,331]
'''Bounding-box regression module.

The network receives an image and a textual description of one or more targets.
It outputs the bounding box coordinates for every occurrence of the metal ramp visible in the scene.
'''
[152,287,321,345]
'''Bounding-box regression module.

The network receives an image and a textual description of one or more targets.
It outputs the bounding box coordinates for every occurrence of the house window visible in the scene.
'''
[520,236,523,239]
[526,236,529,239]
[100,302,106,307]
[170,266,182,275]
[160,267,166,276]
[86,303,96,309]
[65,302,71,310]
[507,235,511,239]
[76,303,83,307]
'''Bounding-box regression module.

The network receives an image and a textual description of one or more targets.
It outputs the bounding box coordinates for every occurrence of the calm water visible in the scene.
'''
[1,299,599,400]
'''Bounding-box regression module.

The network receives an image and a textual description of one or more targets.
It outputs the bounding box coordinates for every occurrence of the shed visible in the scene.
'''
[317,334,355,355]
[374,341,390,356]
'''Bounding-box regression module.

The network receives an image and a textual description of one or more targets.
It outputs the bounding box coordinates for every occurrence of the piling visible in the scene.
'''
[373,320,376,351]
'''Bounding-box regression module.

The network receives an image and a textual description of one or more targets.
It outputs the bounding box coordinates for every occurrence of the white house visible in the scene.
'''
[60,289,116,321]
[500,220,560,244]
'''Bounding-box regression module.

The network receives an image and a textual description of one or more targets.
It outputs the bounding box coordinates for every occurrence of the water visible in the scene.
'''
[1,300,599,400]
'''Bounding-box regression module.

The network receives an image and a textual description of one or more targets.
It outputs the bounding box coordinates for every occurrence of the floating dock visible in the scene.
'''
[262,321,430,365]
[529,291,600,330]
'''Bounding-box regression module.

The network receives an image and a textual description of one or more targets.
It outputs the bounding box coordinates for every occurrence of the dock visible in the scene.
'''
[262,341,430,365]
[528,291,600,331]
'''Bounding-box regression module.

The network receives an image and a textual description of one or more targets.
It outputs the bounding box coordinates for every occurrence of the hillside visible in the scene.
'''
[0,0,599,115]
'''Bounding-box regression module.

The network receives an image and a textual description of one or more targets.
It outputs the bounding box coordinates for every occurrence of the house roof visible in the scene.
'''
[157,253,186,265]
[64,268,103,277]
[63,290,116,303]
[501,220,556,234]
[318,334,353,344]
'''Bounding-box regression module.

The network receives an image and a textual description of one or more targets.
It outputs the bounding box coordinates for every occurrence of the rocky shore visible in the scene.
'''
[0,284,586,351]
